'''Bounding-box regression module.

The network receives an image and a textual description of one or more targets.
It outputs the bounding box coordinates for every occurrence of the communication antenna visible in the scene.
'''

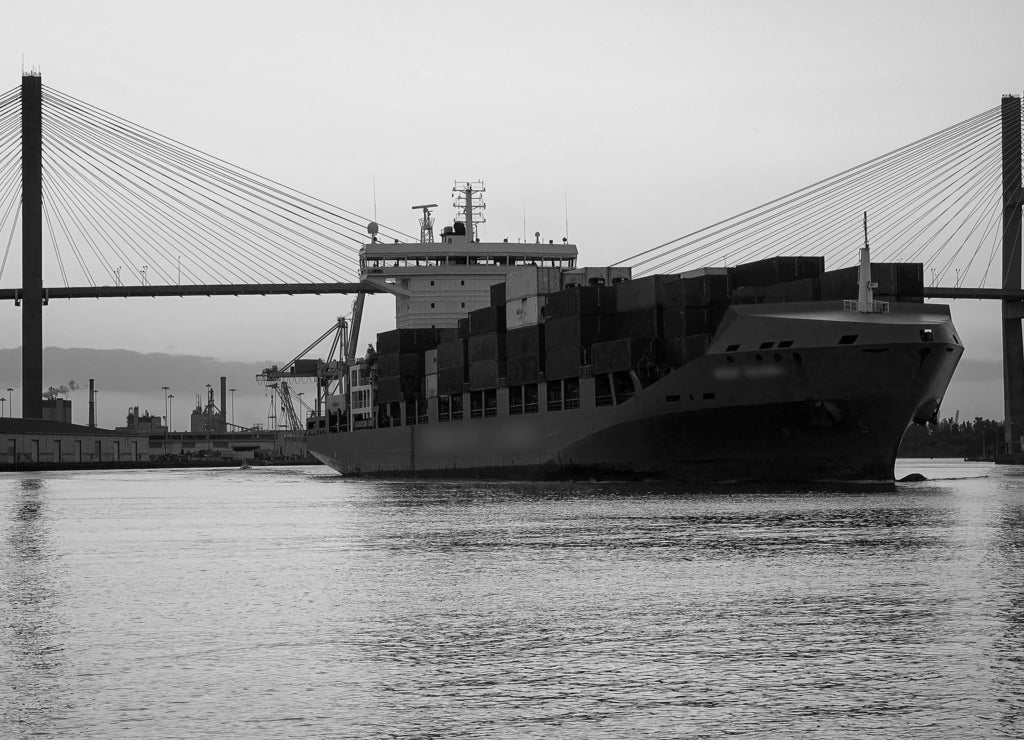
[412,204,438,243]
[564,191,569,241]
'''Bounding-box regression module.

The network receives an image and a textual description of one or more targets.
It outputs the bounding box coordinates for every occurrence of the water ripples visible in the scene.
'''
[0,461,1021,738]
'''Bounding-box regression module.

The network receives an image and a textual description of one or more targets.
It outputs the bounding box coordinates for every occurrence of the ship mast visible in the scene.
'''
[453,180,486,242]
[857,211,878,312]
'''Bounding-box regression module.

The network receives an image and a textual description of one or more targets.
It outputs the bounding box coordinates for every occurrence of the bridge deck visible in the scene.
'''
[0,283,381,300]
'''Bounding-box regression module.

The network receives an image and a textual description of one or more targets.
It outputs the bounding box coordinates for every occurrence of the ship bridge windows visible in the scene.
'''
[726,344,740,352]
[778,340,794,348]
[363,254,575,270]
[838,334,859,345]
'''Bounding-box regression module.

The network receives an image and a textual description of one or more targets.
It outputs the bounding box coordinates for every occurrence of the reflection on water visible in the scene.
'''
[0,478,68,734]
[0,462,1021,738]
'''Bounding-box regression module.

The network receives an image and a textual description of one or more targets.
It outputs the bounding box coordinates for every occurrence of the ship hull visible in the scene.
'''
[307,302,963,483]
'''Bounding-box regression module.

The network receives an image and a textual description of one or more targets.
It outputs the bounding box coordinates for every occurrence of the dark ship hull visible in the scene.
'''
[307,299,962,483]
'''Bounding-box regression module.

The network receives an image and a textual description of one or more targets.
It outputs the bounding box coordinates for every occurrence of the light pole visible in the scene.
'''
[229,388,236,429]
[298,392,305,428]
[162,386,170,429]
[6,388,12,417]
[168,394,174,433]
[1,397,6,418]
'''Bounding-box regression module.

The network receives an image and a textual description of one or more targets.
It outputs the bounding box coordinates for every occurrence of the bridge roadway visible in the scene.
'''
[923,287,1024,319]
[0,282,381,301]
[0,282,1018,305]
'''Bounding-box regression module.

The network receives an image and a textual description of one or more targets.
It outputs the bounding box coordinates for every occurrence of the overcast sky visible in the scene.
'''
[1,0,1022,423]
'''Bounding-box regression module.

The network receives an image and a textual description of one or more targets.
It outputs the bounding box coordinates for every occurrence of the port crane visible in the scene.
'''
[256,294,364,428]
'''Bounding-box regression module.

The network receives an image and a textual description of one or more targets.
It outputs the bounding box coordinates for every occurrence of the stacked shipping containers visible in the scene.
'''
[820,262,924,303]
[375,328,449,403]
[505,266,560,385]
[467,305,506,390]
[544,286,617,379]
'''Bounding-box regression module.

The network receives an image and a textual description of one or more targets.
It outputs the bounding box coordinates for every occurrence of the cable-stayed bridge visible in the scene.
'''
[1,75,1023,445]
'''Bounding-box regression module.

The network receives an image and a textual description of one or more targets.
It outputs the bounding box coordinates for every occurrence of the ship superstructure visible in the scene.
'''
[361,181,579,329]
[305,188,963,482]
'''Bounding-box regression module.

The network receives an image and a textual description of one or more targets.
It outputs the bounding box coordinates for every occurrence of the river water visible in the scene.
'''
[1,460,1022,738]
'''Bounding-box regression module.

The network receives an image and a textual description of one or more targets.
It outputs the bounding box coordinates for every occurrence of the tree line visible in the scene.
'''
[898,416,1003,459]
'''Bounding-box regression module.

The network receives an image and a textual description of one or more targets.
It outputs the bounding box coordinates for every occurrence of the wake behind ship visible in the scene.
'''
[305,183,962,482]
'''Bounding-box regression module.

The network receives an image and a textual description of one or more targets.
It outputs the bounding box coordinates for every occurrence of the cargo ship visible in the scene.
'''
[305,182,963,482]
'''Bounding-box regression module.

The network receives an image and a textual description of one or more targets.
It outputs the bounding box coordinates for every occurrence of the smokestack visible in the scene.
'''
[88,378,95,428]
[220,376,227,432]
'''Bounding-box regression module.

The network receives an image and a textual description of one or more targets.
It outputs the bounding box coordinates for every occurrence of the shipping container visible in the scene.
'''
[545,285,616,319]
[438,366,467,396]
[607,266,632,284]
[615,275,672,311]
[376,374,422,403]
[507,266,562,300]
[376,328,421,354]
[545,315,616,349]
[437,327,459,343]
[820,262,921,301]
[468,360,505,390]
[896,262,924,301]
[614,306,662,339]
[592,337,660,374]
[505,295,547,329]
[468,332,507,363]
[490,281,507,307]
[424,349,438,375]
[820,267,857,300]
[506,325,544,358]
[663,306,709,337]
[560,268,585,288]
[376,352,422,378]
[545,346,584,380]
[469,305,506,335]
[437,339,467,370]
[679,273,730,306]
[506,355,543,385]
[764,277,822,302]
[730,256,824,288]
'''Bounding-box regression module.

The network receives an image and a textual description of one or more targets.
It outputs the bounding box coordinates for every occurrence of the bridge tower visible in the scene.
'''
[1002,94,1024,453]
[21,74,43,420]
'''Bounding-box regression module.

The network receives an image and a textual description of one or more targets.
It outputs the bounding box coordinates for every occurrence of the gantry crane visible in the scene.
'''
[256,295,365,427]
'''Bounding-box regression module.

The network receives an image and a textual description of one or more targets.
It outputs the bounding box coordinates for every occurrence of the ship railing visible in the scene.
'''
[470,408,483,419]
[524,402,539,414]
[843,299,890,313]
[547,400,562,412]
[564,397,580,410]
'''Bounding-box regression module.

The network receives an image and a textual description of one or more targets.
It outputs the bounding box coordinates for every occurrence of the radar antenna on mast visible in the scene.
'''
[452,180,486,242]
[412,203,438,243]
